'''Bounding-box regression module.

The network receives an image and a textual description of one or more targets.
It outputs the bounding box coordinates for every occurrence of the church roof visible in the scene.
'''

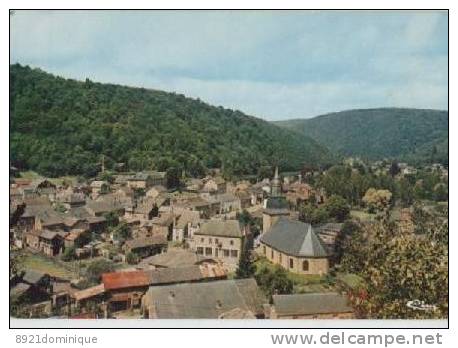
[261,217,328,258]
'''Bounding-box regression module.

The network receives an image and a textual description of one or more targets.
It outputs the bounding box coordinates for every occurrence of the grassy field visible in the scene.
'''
[253,257,336,294]
[17,252,77,280]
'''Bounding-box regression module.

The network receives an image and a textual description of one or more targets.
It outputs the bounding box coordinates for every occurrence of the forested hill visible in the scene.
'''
[275,108,448,165]
[10,64,334,178]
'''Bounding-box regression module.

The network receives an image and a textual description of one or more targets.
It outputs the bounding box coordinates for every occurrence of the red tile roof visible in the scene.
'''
[101,270,151,290]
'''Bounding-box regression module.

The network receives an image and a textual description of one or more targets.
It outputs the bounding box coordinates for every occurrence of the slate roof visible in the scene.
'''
[196,220,242,238]
[260,217,328,258]
[175,210,200,229]
[272,293,353,316]
[149,266,204,285]
[264,196,289,215]
[143,278,265,319]
[22,270,48,285]
[140,249,211,268]
[124,235,167,250]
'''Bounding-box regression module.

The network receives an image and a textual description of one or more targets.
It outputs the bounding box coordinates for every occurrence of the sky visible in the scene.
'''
[10,10,448,121]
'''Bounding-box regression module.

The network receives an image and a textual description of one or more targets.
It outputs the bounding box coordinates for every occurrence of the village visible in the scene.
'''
[9,156,448,320]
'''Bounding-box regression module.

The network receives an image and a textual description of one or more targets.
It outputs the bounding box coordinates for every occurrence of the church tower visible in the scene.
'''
[262,167,290,234]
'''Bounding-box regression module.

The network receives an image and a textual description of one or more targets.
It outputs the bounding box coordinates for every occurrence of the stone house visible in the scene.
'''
[172,210,200,242]
[260,217,329,275]
[123,235,168,258]
[141,278,266,319]
[191,220,244,270]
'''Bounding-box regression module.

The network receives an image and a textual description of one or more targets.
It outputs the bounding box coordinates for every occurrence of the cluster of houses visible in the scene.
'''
[10,168,356,319]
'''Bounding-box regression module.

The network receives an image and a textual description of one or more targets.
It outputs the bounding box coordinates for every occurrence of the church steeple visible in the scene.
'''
[271,166,281,197]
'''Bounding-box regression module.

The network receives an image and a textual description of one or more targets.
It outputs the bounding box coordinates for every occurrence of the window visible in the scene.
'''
[205,247,213,256]
[215,249,219,257]
[289,258,294,269]
[302,260,309,271]
[230,240,234,246]
[271,249,274,259]
[279,253,282,263]
[200,237,204,243]
[215,238,219,244]
[223,249,230,257]
[230,250,238,258]
[263,246,266,255]
[196,247,204,255]
[209,238,213,244]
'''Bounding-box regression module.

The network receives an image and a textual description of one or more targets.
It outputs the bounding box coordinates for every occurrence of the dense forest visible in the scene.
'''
[275,108,448,165]
[10,64,334,178]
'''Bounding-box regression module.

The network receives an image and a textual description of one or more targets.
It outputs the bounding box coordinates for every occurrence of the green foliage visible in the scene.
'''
[276,108,448,165]
[126,252,139,265]
[299,194,349,224]
[299,203,329,224]
[323,195,350,222]
[340,215,448,318]
[85,259,115,285]
[10,64,333,178]
[254,260,294,301]
[61,246,76,262]
[112,222,131,242]
[104,211,119,228]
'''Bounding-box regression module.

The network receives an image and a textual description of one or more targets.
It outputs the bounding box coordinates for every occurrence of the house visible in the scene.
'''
[141,278,266,319]
[132,201,159,221]
[123,235,168,258]
[101,270,151,312]
[56,192,86,210]
[90,181,109,197]
[71,284,106,313]
[172,210,200,242]
[268,293,354,319]
[216,193,241,214]
[202,177,227,194]
[11,270,52,305]
[39,230,67,257]
[127,172,167,189]
[260,217,329,275]
[191,220,244,269]
[262,167,290,234]
[85,200,124,217]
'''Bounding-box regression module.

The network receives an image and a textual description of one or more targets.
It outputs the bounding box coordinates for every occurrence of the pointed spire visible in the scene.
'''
[274,166,279,179]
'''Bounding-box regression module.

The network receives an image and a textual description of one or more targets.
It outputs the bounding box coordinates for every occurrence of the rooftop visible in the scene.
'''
[261,218,328,258]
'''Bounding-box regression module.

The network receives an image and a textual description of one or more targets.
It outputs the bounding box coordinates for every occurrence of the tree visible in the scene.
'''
[299,203,329,225]
[126,252,139,265]
[85,259,115,285]
[433,183,448,202]
[62,246,76,262]
[389,161,401,177]
[112,222,131,243]
[340,216,448,318]
[323,195,350,222]
[104,211,119,228]
[362,188,392,213]
[254,261,293,301]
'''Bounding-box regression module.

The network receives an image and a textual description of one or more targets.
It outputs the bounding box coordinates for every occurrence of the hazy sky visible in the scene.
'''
[10,10,448,121]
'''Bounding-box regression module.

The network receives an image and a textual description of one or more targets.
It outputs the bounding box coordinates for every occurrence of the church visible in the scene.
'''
[260,168,329,275]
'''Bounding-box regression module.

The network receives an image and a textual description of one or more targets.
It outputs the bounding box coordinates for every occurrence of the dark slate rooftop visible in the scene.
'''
[143,278,265,319]
[272,292,353,316]
[196,220,242,238]
[260,217,328,258]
